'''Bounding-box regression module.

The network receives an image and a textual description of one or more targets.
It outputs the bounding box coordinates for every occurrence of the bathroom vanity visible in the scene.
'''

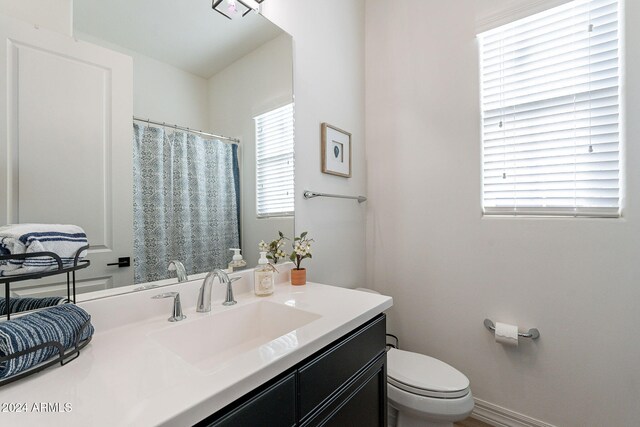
[199,314,387,426]
[0,268,392,427]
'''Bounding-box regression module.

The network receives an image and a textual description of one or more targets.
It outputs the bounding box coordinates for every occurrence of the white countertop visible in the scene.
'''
[0,270,392,427]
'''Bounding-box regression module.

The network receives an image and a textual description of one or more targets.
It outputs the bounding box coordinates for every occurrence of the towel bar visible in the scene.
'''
[303,190,367,203]
[484,319,540,339]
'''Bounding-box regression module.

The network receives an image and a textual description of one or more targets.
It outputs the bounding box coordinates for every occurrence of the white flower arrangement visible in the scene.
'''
[290,232,313,270]
[259,231,289,264]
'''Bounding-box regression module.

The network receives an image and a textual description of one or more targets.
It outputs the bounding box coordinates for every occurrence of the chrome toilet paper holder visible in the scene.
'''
[484,319,540,340]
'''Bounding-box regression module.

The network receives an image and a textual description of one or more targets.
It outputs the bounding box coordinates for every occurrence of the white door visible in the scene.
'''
[0,14,134,296]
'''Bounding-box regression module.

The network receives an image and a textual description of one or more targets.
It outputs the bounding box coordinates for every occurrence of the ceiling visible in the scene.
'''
[73,0,284,79]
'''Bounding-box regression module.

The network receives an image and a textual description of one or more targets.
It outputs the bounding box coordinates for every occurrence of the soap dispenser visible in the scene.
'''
[228,248,247,272]
[254,252,275,296]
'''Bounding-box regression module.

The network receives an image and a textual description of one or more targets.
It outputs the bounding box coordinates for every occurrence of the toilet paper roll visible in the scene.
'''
[495,322,519,347]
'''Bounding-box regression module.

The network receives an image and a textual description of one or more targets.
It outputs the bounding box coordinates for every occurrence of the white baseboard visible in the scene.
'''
[472,398,556,427]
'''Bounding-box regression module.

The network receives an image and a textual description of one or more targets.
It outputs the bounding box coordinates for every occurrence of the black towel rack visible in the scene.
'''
[0,246,90,320]
[0,318,92,388]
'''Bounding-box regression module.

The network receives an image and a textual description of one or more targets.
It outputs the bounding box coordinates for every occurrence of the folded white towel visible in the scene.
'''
[0,224,89,276]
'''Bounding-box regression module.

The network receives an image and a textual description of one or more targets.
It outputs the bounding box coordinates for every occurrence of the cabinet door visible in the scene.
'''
[201,373,296,427]
[0,13,134,295]
[303,353,387,427]
[298,314,386,419]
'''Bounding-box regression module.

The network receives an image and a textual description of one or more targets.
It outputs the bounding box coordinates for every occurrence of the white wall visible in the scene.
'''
[0,0,71,36]
[132,53,209,131]
[366,1,640,426]
[208,34,294,266]
[262,0,367,287]
[75,33,210,131]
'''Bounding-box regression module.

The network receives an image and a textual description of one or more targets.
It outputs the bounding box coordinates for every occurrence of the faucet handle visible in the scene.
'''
[152,292,187,322]
[222,277,239,307]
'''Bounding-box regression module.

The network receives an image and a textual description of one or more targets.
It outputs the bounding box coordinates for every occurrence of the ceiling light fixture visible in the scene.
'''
[212,0,265,20]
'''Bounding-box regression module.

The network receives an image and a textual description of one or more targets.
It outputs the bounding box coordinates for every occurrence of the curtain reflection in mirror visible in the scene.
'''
[132,123,240,284]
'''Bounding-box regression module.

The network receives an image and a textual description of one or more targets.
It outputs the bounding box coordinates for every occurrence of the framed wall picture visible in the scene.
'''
[321,123,352,178]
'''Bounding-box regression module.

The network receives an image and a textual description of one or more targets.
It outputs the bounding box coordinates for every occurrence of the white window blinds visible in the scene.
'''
[255,103,295,218]
[479,0,621,217]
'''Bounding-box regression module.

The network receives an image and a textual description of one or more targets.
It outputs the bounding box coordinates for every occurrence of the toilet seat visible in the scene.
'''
[387,349,470,399]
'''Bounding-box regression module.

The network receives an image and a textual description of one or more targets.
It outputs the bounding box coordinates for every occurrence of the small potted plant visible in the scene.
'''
[290,232,313,286]
[258,231,288,264]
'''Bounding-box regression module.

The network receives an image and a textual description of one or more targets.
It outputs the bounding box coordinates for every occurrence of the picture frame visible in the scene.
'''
[321,123,352,178]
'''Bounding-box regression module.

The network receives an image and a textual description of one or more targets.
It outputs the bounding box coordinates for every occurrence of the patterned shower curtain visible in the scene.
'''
[133,123,240,284]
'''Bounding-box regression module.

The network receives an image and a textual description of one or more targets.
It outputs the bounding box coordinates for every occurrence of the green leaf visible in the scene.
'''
[300,231,308,239]
[290,253,296,261]
[294,237,300,241]
[278,231,284,238]
[307,253,313,259]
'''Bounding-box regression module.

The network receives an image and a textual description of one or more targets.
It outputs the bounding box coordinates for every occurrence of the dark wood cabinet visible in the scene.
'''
[300,354,386,427]
[206,373,297,427]
[196,314,387,427]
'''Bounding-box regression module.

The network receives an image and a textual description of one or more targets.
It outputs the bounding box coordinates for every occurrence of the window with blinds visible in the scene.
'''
[255,103,295,218]
[479,0,621,217]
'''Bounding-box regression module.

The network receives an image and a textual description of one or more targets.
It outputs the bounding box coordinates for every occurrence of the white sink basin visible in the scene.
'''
[149,300,321,372]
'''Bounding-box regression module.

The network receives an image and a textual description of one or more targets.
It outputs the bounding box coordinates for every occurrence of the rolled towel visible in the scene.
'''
[0,224,88,276]
[0,296,69,316]
[0,304,94,379]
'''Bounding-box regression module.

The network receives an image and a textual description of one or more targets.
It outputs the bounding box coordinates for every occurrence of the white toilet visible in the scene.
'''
[356,288,474,427]
[387,348,474,427]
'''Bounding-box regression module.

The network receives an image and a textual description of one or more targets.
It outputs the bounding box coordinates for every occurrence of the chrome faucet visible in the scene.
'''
[197,269,241,312]
[168,260,188,283]
[152,292,186,322]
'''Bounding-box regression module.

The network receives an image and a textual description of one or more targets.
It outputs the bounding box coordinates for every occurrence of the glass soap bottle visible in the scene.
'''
[254,251,275,296]
[228,248,247,272]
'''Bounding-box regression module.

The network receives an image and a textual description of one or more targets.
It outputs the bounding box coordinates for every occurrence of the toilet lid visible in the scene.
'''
[387,348,470,399]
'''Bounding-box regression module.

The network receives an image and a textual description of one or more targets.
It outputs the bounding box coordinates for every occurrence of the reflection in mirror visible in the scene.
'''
[0,0,294,311]
[131,124,241,284]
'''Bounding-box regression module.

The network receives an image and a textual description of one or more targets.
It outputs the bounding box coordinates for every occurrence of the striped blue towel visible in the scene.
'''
[0,297,69,316]
[0,224,88,276]
[0,304,94,379]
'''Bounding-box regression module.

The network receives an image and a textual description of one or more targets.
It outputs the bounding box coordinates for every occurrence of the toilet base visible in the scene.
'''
[388,404,453,427]
[387,383,474,427]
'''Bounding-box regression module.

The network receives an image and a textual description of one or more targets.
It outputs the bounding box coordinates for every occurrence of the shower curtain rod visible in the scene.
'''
[133,116,240,144]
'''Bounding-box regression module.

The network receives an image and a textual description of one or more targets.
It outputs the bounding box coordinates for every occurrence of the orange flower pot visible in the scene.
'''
[290,268,307,286]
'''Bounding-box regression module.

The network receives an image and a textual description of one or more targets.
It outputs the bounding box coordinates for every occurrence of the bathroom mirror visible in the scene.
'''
[0,0,294,309]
